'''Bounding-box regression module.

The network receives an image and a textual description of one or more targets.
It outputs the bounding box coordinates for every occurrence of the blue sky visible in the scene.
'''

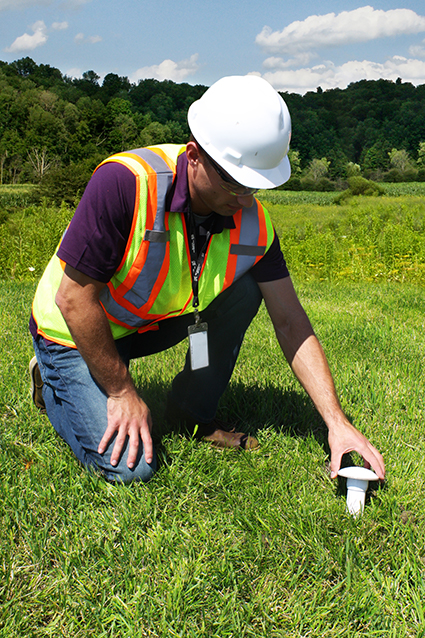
[1,0,425,94]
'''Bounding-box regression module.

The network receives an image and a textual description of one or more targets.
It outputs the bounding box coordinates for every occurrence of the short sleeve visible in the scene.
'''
[57,162,137,283]
[250,231,290,282]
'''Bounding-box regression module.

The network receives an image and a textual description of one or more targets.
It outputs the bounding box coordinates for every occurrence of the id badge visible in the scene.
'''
[188,322,209,370]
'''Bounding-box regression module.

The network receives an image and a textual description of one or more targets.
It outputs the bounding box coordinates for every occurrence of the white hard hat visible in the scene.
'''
[187,75,291,189]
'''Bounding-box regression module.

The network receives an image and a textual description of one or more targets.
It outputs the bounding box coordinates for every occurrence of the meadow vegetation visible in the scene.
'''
[0,184,424,636]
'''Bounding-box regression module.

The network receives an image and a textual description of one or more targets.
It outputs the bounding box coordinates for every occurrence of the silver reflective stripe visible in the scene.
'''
[123,240,166,309]
[144,230,170,242]
[230,244,265,256]
[127,148,174,231]
[233,200,262,281]
[99,286,152,327]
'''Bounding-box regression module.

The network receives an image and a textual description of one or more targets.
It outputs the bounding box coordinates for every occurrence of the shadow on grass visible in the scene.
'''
[137,376,386,506]
[135,377,365,484]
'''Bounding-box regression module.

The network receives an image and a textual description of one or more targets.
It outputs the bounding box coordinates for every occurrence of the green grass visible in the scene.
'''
[0,200,73,281]
[1,186,425,284]
[1,188,425,635]
[258,193,425,286]
[0,184,37,210]
[1,278,424,637]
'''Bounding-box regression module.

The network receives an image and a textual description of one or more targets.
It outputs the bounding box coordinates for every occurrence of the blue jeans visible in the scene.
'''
[33,272,262,483]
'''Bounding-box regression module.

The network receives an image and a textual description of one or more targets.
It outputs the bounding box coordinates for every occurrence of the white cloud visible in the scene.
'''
[263,53,316,70]
[409,41,425,58]
[74,32,102,44]
[256,6,425,55]
[5,19,47,52]
[52,21,68,31]
[131,54,199,83]
[65,67,82,78]
[4,19,70,52]
[262,56,425,94]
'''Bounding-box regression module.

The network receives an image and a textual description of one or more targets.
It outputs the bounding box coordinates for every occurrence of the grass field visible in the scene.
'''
[1,185,425,636]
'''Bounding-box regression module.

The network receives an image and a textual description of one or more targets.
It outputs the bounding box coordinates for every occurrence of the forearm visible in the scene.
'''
[276,328,345,427]
[60,299,133,396]
[55,267,133,398]
[275,321,385,478]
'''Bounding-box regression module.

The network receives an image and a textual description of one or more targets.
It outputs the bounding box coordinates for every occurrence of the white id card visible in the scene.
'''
[188,322,209,370]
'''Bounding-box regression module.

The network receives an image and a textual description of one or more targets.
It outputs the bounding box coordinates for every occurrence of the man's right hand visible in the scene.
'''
[98,389,154,467]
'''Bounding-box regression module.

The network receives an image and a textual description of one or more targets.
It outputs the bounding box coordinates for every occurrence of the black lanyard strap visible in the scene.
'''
[187,202,211,316]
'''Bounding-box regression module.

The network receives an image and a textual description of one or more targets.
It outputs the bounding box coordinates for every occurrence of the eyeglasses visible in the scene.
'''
[205,153,258,197]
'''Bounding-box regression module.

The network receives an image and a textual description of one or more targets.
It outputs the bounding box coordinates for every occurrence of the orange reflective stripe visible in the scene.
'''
[117,172,141,272]
[148,147,179,174]
[254,200,268,265]
[223,210,242,288]
[132,211,171,316]
[116,168,157,293]
[96,155,150,273]
[180,213,195,310]
[36,327,78,349]
[100,301,146,332]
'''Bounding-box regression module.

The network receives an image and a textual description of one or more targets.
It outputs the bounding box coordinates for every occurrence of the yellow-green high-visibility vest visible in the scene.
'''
[32,144,275,347]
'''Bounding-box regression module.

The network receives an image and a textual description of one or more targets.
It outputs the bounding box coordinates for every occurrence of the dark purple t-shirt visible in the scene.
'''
[56,152,289,284]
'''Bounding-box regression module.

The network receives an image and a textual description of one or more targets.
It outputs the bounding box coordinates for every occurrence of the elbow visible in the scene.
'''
[55,287,69,318]
[274,316,316,362]
[55,283,79,321]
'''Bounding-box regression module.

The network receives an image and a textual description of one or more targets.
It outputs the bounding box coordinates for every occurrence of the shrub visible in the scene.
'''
[383,168,404,183]
[35,156,104,206]
[347,176,385,196]
[346,162,361,178]
[300,176,337,192]
[279,176,302,191]
[382,167,418,183]
[334,176,384,203]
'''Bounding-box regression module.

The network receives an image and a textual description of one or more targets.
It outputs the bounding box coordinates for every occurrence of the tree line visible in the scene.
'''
[1,56,425,198]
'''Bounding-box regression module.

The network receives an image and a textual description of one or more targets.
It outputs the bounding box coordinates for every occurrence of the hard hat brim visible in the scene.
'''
[213,152,292,190]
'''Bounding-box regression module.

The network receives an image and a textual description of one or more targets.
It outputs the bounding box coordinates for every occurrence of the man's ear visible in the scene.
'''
[186,140,201,167]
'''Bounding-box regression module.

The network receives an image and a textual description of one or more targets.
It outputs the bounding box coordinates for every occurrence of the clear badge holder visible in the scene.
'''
[188,321,209,370]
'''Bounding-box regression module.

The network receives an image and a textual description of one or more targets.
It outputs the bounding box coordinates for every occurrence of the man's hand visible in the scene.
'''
[327,418,385,480]
[98,389,154,468]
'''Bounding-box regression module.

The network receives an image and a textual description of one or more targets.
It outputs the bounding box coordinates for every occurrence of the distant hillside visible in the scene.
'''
[1,56,425,186]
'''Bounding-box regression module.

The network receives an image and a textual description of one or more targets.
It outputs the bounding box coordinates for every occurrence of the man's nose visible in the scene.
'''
[236,193,254,207]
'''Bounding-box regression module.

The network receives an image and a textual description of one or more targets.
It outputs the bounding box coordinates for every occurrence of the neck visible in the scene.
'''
[187,162,213,216]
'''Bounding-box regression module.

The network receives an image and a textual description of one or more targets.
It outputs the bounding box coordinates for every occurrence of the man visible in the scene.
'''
[30,75,385,484]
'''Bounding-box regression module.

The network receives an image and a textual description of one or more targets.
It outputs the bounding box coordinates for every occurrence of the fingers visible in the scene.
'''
[140,411,154,465]
[330,453,343,480]
[330,449,384,481]
[98,422,116,456]
[328,424,385,481]
[127,414,153,468]
[99,395,154,469]
[110,425,130,467]
[366,446,385,481]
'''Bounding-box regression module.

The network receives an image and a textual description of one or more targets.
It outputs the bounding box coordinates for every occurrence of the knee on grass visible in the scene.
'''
[92,452,157,485]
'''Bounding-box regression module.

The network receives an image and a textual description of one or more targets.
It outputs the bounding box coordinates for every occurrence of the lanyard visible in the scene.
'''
[187,202,211,324]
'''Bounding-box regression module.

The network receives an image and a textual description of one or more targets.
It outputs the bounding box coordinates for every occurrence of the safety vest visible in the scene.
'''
[32,144,275,347]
